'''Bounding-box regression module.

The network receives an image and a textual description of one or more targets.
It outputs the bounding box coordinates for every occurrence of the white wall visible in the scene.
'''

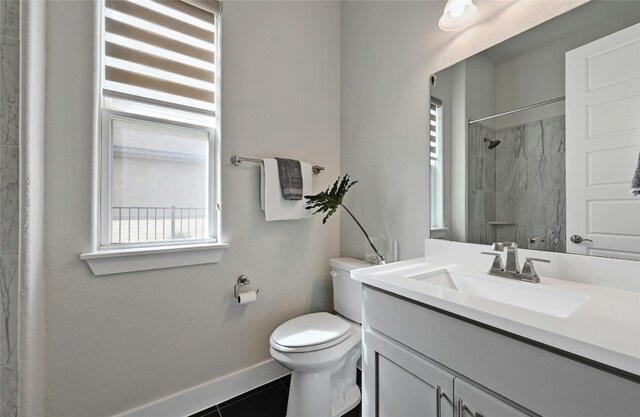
[494,40,567,129]
[33,1,592,415]
[340,0,586,260]
[42,2,341,416]
[465,53,496,128]
[450,61,468,242]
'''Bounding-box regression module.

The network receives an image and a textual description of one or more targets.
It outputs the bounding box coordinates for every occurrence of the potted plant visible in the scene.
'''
[305,175,385,265]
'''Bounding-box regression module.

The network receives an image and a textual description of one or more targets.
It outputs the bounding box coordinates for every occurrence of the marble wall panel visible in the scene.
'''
[468,224,487,244]
[496,224,517,243]
[496,125,525,159]
[490,115,566,252]
[495,192,510,222]
[467,123,497,244]
[523,120,543,157]
[0,7,20,416]
[468,190,485,224]
[468,123,482,157]
[0,35,19,147]
[496,157,527,192]
[469,155,484,191]
[543,115,566,155]
[0,362,17,417]
[0,255,17,366]
[0,146,19,255]
[481,134,498,162]
[0,1,18,39]
[483,156,495,191]
[485,224,497,245]
[527,224,549,251]
[484,191,496,223]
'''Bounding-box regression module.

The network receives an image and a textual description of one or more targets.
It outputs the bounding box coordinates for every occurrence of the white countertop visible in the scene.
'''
[352,257,640,377]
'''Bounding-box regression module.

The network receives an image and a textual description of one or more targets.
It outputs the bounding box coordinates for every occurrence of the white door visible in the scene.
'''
[566,22,640,260]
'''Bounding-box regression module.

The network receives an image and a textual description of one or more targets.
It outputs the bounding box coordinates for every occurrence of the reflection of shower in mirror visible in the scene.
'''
[483,137,501,150]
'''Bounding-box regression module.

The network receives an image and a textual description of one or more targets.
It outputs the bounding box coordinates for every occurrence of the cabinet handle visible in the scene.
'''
[456,398,484,417]
[435,386,443,417]
[456,398,465,417]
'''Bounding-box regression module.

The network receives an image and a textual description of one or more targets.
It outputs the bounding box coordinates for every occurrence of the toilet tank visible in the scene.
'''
[330,258,370,324]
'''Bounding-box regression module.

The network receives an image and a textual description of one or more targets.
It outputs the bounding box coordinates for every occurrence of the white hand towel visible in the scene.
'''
[261,159,313,221]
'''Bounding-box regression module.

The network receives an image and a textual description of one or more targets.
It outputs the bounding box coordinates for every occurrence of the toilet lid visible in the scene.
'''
[271,313,351,350]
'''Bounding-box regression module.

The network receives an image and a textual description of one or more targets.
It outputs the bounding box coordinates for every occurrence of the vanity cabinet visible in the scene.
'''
[366,329,529,417]
[362,286,640,417]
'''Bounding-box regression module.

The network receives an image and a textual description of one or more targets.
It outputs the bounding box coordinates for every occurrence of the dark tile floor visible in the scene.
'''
[191,371,361,417]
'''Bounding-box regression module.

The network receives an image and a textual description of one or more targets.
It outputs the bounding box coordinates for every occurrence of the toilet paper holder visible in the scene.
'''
[234,275,259,298]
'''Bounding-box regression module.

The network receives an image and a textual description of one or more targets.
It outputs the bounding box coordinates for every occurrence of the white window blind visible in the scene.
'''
[430,97,442,166]
[430,96,443,229]
[104,0,220,113]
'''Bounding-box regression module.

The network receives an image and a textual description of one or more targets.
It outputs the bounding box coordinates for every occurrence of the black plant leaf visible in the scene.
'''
[305,175,383,263]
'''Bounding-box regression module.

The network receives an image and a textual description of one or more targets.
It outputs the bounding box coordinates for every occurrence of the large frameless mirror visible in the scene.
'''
[429,1,640,261]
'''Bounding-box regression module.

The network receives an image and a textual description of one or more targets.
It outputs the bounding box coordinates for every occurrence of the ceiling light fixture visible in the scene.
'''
[438,0,479,32]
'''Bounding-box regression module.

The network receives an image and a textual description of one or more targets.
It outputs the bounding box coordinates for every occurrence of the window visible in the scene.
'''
[429,97,444,229]
[100,0,221,249]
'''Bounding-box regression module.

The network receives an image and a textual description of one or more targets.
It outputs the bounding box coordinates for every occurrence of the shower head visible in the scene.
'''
[483,138,501,150]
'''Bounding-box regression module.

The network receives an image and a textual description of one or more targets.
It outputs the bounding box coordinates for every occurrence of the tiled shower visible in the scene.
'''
[0,0,20,415]
[467,116,566,252]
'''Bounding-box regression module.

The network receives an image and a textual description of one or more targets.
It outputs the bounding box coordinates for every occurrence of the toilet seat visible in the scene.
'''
[270,312,352,353]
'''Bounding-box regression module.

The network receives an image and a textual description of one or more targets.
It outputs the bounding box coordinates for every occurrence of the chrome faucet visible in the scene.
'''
[481,242,550,283]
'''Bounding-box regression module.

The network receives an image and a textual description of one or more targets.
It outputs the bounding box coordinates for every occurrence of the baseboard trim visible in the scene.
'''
[113,359,290,417]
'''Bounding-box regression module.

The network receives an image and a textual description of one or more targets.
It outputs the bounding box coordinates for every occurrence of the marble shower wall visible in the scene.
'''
[467,116,566,252]
[0,1,20,416]
[494,115,566,252]
[467,122,497,244]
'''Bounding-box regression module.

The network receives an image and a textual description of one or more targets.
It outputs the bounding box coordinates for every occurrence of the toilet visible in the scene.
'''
[270,258,369,417]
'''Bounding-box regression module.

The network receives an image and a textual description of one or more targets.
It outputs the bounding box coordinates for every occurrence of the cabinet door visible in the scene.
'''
[363,329,455,417]
[454,378,532,417]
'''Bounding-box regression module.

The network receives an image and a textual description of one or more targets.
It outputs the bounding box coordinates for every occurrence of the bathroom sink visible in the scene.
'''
[413,269,589,318]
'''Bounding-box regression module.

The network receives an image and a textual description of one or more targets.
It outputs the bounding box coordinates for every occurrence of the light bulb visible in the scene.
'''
[449,4,465,18]
[438,0,479,31]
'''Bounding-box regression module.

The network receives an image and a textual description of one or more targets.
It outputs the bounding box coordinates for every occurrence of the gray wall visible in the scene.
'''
[0,0,20,415]
[42,2,341,416]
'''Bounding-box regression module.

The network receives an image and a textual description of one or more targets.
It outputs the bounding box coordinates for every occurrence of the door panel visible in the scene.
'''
[566,22,640,257]
[363,329,454,417]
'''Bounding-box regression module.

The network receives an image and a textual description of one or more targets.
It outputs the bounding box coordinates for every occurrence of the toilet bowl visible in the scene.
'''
[269,258,369,417]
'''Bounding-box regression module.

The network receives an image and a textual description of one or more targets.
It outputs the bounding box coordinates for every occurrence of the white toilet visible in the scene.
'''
[270,258,369,417]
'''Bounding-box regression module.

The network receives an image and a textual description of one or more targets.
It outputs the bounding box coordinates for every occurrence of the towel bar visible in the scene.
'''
[231,155,324,175]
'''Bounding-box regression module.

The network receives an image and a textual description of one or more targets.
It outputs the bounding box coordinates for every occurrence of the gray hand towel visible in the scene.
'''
[632,152,640,197]
[275,157,303,200]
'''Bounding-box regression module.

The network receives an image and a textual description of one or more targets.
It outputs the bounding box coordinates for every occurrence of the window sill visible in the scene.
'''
[80,242,229,276]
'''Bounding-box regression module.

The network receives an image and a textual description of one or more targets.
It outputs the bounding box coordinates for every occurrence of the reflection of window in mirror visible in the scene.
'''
[430,97,444,234]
